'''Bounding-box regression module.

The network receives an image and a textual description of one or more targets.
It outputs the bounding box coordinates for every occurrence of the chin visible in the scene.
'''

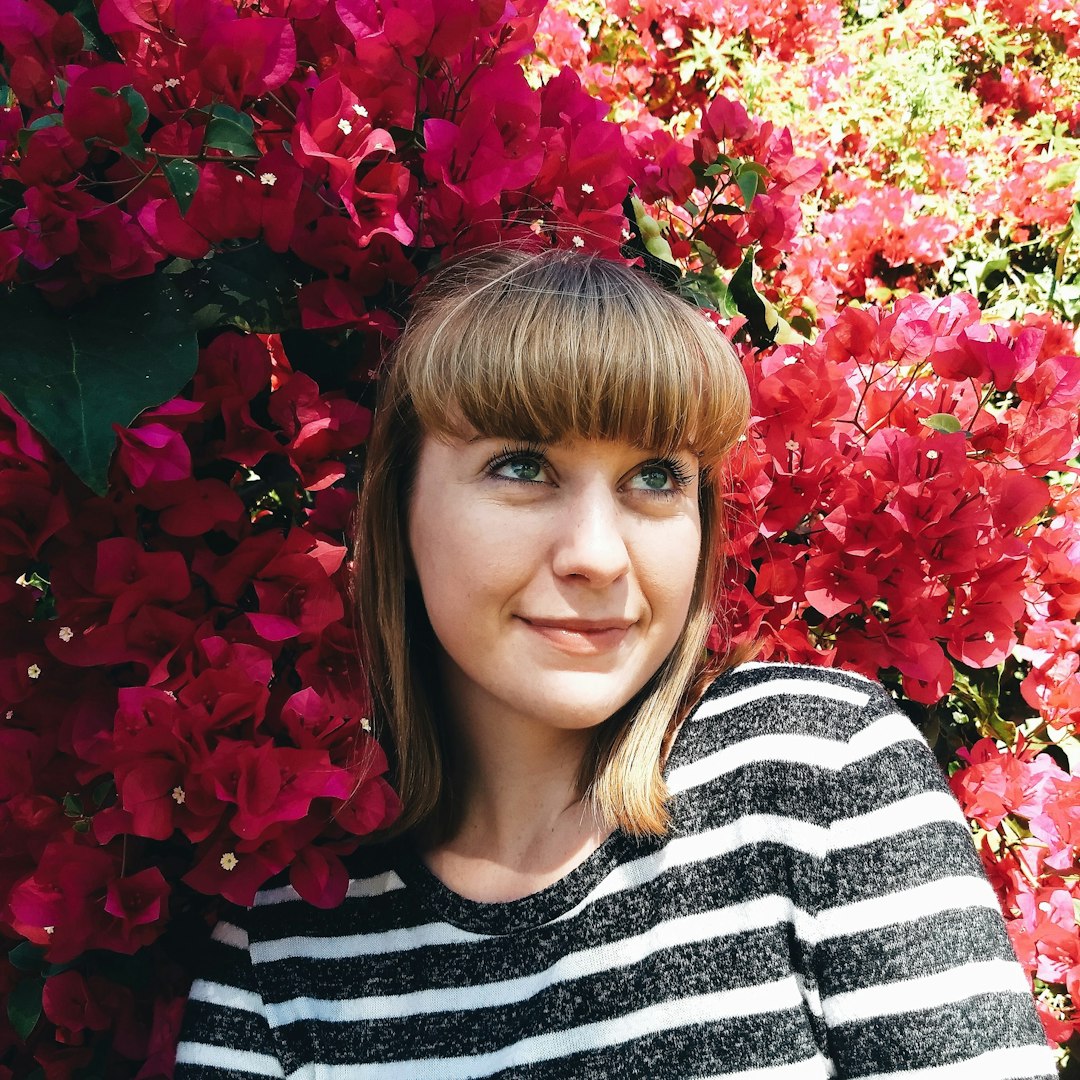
[519,671,654,728]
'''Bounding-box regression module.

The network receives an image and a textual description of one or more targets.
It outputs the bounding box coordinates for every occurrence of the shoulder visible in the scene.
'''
[677,659,902,752]
[664,660,932,826]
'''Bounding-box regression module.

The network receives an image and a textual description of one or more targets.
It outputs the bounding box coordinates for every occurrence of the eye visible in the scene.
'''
[633,464,675,491]
[486,445,550,484]
[627,458,695,496]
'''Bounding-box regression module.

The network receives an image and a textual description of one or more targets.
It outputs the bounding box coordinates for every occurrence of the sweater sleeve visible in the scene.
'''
[173,906,285,1080]
[806,683,1058,1079]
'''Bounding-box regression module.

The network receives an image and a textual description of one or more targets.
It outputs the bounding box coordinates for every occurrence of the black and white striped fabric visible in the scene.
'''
[174,661,1057,1079]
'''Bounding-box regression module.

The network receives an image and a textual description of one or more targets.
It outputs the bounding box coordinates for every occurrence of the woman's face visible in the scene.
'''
[406,429,703,739]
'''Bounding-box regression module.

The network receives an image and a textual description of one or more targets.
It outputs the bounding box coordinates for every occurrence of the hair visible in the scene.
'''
[353,246,755,842]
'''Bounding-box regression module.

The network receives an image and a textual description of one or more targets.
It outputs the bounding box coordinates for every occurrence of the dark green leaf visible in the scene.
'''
[120,133,147,161]
[204,117,258,157]
[203,105,258,157]
[91,776,116,807]
[62,793,83,817]
[0,275,198,495]
[204,104,255,134]
[703,163,727,177]
[922,412,962,434]
[8,941,46,973]
[7,975,44,1040]
[164,159,200,216]
[119,85,149,131]
[728,250,775,350]
[164,243,311,334]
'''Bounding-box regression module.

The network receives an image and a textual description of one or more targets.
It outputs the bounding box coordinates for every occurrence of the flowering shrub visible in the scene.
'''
[0,0,1078,1073]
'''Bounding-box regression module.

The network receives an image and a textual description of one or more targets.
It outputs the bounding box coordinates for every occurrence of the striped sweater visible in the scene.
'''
[174,661,1057,1079]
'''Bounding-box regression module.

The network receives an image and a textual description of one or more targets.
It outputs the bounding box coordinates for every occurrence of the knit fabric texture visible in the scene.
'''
[174,661,1057,1079]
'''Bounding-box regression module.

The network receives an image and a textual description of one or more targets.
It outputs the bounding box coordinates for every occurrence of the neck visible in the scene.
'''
[443,709,598,865]
[411,663,617,891]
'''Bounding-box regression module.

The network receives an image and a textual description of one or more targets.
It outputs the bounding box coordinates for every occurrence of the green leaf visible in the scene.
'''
[205,104,255,134]
[164,243,314,334]
[7,975,44,1041]
[203,105,258,157]
[27,114,64,132]
[120,85,148,131]
[922,412,962,434]
[736,169,761,208]
[90,776,116,808]
[164,159,200,216]
[0,274,198,495]
[8,941,46,973]
[727,251,775,350]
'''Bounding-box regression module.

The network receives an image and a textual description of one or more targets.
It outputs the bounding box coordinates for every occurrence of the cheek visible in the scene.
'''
[407,493,515,631]
[643,518,702,626]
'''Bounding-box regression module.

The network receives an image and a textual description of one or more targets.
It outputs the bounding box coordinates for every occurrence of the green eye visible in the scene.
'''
[488,451,548,483]
[638,466,672,490]
[506,459,542,482]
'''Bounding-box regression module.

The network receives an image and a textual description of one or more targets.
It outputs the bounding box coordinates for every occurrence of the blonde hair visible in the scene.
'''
[354,247,754,841]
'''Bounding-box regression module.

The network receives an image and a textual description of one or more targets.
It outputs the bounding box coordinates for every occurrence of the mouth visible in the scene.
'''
[516,616,634,655]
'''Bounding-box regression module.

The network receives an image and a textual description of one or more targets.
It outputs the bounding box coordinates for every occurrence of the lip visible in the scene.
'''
[516,616,634,655]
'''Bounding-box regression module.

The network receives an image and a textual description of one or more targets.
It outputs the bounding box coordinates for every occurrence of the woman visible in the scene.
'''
[175,249,1056,1079]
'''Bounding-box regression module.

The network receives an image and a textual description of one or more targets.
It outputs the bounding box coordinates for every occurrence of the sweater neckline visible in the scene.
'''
[385,671,732,937]
[390,826,648,936]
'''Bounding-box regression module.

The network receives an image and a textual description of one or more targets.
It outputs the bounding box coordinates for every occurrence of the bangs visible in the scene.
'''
[395,250,749,464]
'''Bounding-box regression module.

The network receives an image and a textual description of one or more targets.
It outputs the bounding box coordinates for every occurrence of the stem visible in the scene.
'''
[105,159,164,207]
[264,90,297,122]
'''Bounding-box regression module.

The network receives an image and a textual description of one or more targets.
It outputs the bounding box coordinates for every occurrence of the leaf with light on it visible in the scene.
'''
[203,105,258,157]
[922,413,962,434]
[119,85,148,130]
[164,159,200,215]
[727,250,774,350]
[116,86,149,160]
[0,274,198,496]
[735,162,769,207]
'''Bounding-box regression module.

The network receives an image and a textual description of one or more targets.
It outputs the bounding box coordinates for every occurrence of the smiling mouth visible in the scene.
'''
[517,617,633,655]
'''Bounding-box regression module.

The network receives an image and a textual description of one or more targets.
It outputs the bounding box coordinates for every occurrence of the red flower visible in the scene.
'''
[42,970,112,1042]
[17,127,89,187]
[63,64,148,147]
[197,17,297,108]
[293,76,396,211]
[246,531,346,641]
[91,538,192,624]
[114,422,192,487]
[104,866,169,931]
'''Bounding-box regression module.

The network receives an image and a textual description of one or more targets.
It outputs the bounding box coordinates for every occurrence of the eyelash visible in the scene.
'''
[485,444,695,497]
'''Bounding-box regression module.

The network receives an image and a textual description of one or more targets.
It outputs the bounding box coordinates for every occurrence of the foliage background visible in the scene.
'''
[0,0,1078,1073]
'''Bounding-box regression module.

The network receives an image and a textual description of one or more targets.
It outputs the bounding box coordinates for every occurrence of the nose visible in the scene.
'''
[550,485,631,586]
